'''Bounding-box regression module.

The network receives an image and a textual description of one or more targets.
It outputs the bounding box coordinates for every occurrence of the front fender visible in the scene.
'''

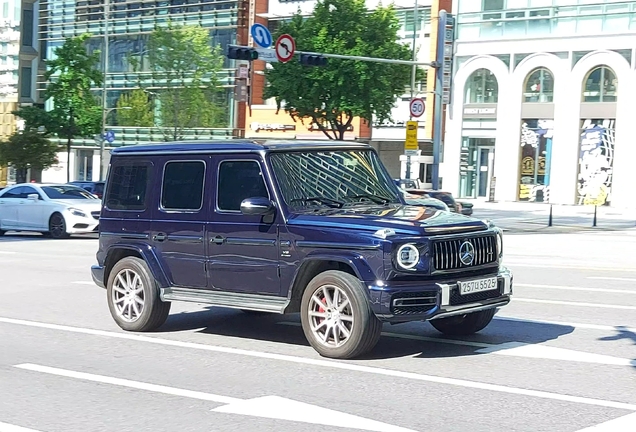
[103,242,170,288]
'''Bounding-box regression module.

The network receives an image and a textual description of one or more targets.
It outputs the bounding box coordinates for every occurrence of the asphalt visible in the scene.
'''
[1,223,635,432]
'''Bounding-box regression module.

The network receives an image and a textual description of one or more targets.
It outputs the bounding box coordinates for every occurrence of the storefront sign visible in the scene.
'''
[250,122,296,132]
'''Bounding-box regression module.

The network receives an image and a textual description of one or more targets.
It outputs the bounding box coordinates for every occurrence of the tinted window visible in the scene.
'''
[22,186,40,198]
[161,161,205,211]
[42,185,96,199]
[0,187,21,198]
[105,164,149,210]
[217,160,268,211]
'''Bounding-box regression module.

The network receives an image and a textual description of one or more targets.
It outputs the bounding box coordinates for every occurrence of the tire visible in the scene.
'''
[48,213,70,239]
[429,308,496,336]
[300,270,382,359]
[106,257,171,332]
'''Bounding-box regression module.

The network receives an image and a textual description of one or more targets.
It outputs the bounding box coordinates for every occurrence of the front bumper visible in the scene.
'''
[91,265,105,288]
[368,266,512,323]
[65,212,100,234]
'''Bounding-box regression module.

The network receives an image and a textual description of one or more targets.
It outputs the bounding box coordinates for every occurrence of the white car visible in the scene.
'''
[0,183,102,238]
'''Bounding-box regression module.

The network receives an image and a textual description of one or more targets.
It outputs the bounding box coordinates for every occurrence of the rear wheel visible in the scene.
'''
[48,213,69,239]
[429,308,496,336]
[300,270,382,359]
[107,257,171,332]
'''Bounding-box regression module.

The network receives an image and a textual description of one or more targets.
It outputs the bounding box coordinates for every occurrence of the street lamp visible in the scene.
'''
[98,106,130,181]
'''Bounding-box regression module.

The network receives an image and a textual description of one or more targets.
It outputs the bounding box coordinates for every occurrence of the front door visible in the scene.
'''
[16,185,47,229]
[207,156,280,295]
[150,158,208,289]
[477,147,494,198]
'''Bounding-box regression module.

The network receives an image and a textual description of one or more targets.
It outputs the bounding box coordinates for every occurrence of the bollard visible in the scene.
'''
[548,204,553,227]
[593,205,597,227]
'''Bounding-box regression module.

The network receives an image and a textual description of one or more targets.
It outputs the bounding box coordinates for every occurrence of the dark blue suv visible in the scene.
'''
[91,140,512,359]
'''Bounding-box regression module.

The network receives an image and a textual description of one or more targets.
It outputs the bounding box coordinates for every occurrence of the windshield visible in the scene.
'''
[269,149,401,209]
[42,185,98,200]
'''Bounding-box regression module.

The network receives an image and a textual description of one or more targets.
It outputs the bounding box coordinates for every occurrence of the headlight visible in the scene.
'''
[69,208,87,218]
[396,243,420,270]
[496,230,503,258]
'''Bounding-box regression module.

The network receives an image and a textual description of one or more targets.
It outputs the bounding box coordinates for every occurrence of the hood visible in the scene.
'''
[287,204,488,235]
[54,199,102,211]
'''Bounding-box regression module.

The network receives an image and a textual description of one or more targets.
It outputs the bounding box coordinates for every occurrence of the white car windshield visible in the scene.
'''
[41,185,97,200]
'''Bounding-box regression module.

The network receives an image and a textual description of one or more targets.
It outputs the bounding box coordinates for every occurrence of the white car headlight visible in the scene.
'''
[396,243,420,270]
[69,208,88,218]
[496,229,503,258]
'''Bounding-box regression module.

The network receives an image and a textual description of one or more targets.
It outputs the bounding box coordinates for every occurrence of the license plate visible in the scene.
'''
[458,277,498,295]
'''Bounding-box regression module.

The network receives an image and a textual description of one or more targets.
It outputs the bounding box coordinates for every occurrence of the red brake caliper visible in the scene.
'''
[317,297,327,326]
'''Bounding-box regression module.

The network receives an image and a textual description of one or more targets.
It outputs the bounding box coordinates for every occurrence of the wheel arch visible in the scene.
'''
[103,244,169,289]
[284,253,376,314]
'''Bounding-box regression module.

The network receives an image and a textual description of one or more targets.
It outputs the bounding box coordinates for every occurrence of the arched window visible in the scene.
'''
[524,68,554,103]
[465,68,498,104]
[583,66,617,102]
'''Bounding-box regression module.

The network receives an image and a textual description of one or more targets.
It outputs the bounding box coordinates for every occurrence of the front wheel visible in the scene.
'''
[107,257,171,332]
[300,270,382,359]
[48,213,69,239]
[429,308,496,336]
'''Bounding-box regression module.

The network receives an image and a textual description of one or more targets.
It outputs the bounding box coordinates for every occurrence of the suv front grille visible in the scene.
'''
[391,291,438,316]
[432,234,497,271]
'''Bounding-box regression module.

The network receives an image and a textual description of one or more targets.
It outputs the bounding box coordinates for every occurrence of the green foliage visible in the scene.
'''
[133,21,226,140]
[116,89,154,127]
[0,131,61,173]
[12,106,54,135]
[264,0,415,139]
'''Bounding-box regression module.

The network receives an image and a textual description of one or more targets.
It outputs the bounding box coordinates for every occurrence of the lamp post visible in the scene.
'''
[98,106,130,180]
[99,0,111,181]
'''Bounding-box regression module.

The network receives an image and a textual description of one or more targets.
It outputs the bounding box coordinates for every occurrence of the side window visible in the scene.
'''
[1,187,21,198]
[161,161,205,211]
[105,164,149,211]
[22,186,40,199]
[217,160,269,212]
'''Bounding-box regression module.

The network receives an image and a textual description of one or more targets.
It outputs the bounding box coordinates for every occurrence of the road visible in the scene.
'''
[1,228,635,432]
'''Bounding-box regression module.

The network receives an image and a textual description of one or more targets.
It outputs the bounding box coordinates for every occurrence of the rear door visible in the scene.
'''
[0,186,21,228]
[206,155,281,295]
[150,157,208,289]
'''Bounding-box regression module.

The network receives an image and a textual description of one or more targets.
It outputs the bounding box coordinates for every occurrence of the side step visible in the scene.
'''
[161,287,290,314]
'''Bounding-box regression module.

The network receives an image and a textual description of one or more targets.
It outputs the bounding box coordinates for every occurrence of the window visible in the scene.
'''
[105,164,149,210]
[465,68,498,104]
[524,68,554,102]
[583,66,617,103]
[217,160,268,212]
[161,161,205,211]
[0,186,22,198]
[42,185,96,200]
[22,9,33,46]
[20,67,31,98]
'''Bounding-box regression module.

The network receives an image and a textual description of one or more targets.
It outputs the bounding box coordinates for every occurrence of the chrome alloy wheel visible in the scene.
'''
[308,284,354,347]
[111,269,145,322]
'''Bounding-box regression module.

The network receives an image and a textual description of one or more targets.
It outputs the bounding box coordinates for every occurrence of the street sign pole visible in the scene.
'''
[432,10,449,191]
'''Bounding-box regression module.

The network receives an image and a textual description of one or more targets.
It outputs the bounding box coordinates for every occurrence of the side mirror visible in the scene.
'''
[240,197,275,216]
[27,193,39,201]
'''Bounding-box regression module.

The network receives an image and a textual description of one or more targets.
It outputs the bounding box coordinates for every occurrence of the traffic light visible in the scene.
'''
[299,53,327,67]
[226,45,259,61]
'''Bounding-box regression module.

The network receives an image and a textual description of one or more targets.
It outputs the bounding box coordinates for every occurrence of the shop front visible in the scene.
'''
[518,119,553,202]
[458,105,497,199]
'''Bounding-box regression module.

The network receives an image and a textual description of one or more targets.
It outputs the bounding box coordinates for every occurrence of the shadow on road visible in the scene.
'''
[155,308,575,361]
[598,326,636,370]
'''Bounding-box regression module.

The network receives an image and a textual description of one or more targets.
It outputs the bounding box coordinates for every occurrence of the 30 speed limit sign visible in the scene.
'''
[409,98,425,118]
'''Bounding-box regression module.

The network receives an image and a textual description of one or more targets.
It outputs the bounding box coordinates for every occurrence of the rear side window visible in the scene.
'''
[161,161,205,211]
[217,160,269,212]
[105,164,149,211]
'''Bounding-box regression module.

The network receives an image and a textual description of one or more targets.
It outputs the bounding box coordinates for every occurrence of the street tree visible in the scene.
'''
[265,0,419,140]
[133,22,226,141]
[116,89,154,127]
[0,131,60,183]
[43,33,103,182]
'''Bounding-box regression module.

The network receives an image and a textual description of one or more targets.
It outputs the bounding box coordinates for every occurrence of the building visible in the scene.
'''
[441,0,636,209]
[19,0,247,182]
[248,0,434,180]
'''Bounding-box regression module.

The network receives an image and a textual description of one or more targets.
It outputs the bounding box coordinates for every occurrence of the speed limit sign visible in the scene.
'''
[409,98,425,118]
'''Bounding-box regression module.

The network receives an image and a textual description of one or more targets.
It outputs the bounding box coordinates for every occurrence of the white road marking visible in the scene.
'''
[0,251,16,254]
[513,298,636,310]
[515,283,636,294]
[0,422,43,432]
[503,263,636,272]
[279,322,636,367]
[2,317,636,411]
[16,363,415,432]
[575,412,636,432]
[494,316,636,333]
[588,276,636,282]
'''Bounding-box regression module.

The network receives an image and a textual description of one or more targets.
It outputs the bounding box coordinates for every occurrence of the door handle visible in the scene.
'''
[153,233,167,242]
[211,235,225,245]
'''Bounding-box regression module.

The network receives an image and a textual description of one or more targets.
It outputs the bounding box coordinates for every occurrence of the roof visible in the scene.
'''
[110,139,372,155]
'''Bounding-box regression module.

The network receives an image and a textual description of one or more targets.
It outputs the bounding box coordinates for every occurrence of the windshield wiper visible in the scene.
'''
[290,196,344,208]
[345,194,392,205]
